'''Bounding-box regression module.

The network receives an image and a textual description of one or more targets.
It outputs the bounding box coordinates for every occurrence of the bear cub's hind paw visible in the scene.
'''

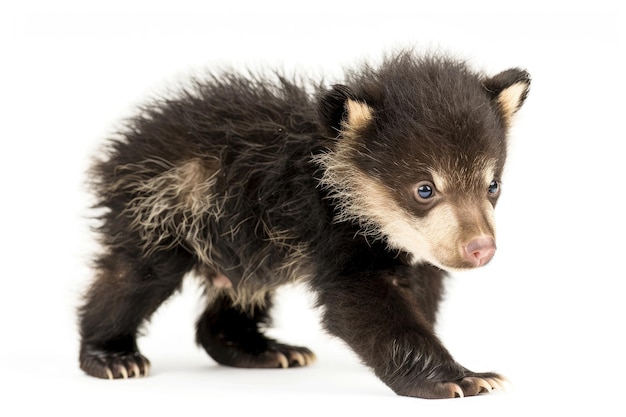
[264,342,317,369]
[80,349,151,380]
[212,340,316,369]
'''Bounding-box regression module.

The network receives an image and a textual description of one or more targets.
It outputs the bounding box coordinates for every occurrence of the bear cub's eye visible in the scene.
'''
[414,181,435,202]
[488,180,500,195]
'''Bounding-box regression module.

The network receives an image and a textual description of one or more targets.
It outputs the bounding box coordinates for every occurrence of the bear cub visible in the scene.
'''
[79,51,530,399]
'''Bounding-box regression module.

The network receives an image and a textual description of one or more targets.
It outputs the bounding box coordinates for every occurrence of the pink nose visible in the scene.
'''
[463,237,496,267]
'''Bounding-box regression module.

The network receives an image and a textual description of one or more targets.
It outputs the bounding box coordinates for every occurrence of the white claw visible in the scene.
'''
[486,377,503,391]
[130,362,141,378]
[304,352,317,365]
[475,378,493,394]
[105,367,114,380]
[462,377,492,395]
[290,351,306,367]
[277,353,289,369]
[119,366,128,379]
[452,384,464,398]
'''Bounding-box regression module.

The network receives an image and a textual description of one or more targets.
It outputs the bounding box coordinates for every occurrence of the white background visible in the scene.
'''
[1,1,625,415]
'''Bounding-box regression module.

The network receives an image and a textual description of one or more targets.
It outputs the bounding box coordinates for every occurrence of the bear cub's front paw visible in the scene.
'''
[397,371,507,399]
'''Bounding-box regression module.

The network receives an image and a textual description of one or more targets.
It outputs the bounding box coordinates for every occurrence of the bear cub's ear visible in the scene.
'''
[482,68,531,125]
[318,84,374,137]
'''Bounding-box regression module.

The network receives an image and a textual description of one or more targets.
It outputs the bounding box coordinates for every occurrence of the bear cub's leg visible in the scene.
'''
[78,249,193,379]
[196,293,316,368]
[318,268,506,399]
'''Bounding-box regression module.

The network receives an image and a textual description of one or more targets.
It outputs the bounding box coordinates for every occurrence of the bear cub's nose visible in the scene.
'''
[463,237,496,267]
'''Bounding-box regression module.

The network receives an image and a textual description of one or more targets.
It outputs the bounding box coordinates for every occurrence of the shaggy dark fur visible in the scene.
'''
[79,51,530,399]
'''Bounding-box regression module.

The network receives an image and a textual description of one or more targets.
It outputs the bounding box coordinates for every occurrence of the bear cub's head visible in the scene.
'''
[316,53,530,271]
